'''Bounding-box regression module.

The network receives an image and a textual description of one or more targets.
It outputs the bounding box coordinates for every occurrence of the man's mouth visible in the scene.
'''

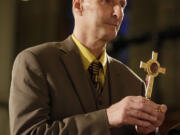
[105,21,119,27]
[106,23,119,29]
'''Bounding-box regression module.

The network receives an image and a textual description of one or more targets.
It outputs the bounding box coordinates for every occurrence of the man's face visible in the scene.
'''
[81,0,126,41]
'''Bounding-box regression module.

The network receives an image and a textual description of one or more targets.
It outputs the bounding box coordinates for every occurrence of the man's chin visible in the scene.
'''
[103,33,117,41]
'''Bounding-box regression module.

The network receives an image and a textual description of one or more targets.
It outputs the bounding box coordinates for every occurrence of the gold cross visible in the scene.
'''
[140,51,166,99]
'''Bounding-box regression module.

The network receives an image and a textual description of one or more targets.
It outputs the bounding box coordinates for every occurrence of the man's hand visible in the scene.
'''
[106,96,167,134]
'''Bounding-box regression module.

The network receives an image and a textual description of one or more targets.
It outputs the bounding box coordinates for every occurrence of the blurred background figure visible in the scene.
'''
[0,0,180,134]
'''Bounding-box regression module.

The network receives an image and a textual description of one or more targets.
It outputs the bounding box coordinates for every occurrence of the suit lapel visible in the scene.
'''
[57,37,96,113]
[107,56,128,104]
[108,56,142,105]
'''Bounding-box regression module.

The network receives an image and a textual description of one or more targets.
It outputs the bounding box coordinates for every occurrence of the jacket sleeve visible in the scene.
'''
[9,50,110,135]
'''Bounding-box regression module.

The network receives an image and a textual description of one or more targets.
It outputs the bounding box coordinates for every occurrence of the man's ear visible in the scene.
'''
[73,0,83,15]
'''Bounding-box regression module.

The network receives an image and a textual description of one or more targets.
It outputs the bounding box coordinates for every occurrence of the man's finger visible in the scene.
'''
[126,116,151,128]
[136,125,157,135]
[131,97,167,118]
[129,109,157,122]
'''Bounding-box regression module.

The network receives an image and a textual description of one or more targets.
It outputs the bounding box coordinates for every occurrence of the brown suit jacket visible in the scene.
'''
[9,36,145,135]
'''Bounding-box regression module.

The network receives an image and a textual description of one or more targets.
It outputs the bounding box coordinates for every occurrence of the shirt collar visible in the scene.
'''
[71,34,107,73]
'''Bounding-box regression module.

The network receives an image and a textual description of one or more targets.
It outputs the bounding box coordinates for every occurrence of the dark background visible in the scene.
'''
[0,0,180,134]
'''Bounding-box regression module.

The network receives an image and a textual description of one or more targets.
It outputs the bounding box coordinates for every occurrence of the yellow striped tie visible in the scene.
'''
[88,61,103,96]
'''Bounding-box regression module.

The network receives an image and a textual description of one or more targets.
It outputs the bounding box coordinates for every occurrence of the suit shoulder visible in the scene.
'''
[16,41,67,62]
[25,42,62,56]
[108,56,144,84]
[16,36,73,59]
[13,42,63,69]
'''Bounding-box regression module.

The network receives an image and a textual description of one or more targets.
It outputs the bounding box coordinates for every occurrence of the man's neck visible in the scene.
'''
[73,32,107,59]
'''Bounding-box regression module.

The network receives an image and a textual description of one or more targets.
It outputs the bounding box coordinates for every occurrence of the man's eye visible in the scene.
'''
[121,4,125,8]
[120,1,126,8]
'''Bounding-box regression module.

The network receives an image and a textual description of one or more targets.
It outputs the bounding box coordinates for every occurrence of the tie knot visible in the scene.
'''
[88,61,102,75]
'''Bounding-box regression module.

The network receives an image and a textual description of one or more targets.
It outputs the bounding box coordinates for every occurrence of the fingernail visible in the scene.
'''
[160,104,167,113]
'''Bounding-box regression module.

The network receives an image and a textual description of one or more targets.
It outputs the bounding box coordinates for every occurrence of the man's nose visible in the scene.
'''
[113,5,124,19]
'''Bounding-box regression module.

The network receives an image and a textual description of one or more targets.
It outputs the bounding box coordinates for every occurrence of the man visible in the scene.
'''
[9,0,167,134]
